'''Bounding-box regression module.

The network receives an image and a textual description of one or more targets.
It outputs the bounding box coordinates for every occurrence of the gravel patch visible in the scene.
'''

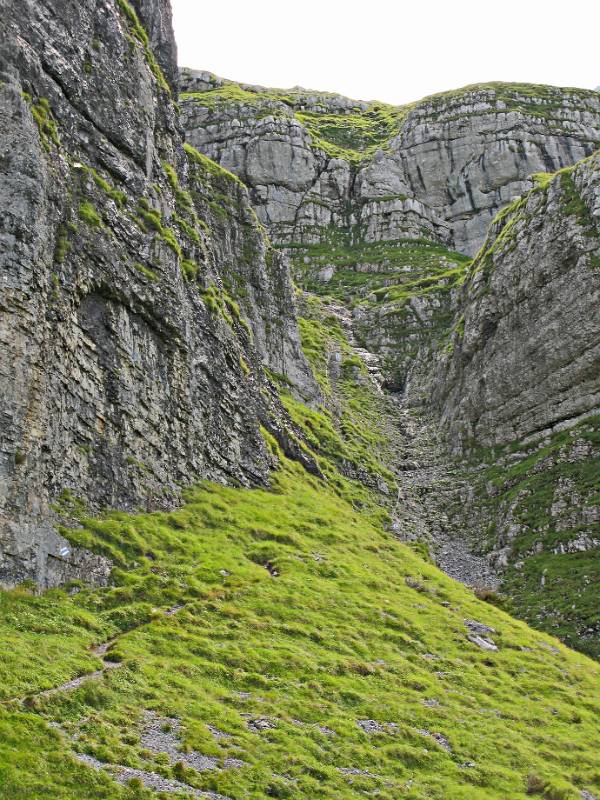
[246,717,276,733]
[357,719,398,735]
[339,767,379,778]
[141,713,219,772]
[75,753,231,799]
[416,729,452,753]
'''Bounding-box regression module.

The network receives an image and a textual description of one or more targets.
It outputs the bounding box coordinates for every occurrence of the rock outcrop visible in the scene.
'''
[432,154,600,656]
[180,72,600,256]
[0,0,316,588]
[436,153,600,451]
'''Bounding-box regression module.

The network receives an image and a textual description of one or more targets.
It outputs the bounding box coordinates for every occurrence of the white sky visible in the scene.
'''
[171,0,600,106]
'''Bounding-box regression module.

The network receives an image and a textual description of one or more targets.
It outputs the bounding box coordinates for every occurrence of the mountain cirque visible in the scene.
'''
[1,2,600,799]
[182,71,600,659]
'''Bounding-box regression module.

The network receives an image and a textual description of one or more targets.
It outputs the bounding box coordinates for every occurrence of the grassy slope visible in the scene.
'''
[285,237,470,306]
[285,236,470,390]
[1,285,599,799]
[1,394,600,800]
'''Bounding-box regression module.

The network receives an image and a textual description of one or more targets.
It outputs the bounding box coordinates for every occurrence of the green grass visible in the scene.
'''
[294,103,409,164]
[78,201,102,227]
[184,142,246,189]
[132,262,159,282]
[294,298,393,473]
[287,237,470,306]
[1,439,599,799]
[135,199,183,259]
[90,168,127,208]
[22,94,60,150]
[180,258,198,281]
[559,170,597,228]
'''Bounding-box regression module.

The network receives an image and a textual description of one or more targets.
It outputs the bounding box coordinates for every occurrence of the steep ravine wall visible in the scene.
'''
[0,0,317,589]
[433,153,600,656]
[436,154,600,452]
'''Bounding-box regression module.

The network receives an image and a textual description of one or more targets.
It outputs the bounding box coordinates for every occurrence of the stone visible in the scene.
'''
[0,0,318,589]
[468,634,499,652]
[181,73,600,256]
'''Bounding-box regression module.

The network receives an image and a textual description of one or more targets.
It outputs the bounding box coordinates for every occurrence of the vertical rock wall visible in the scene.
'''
[0,0,316,588]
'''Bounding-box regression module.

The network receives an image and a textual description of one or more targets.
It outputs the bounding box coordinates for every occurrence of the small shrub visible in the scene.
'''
[55,227,71,263]
[103,650,123,663]
[160,229,182,258]
[133,262,158,282]
[137,200,163,232]
[22,93,60,149]
[91,169,127,207]
[181,259,198,281]
[526,774,545,795]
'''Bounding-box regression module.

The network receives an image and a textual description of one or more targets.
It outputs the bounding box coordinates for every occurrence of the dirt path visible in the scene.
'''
[1,604,186,709]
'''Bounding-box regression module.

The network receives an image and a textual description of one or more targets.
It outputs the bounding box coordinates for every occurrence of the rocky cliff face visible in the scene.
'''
[180,71,600,256]
[436,153,600,451]
[0,0,316,589]
[180,73,600,396]
[432,153,600,655]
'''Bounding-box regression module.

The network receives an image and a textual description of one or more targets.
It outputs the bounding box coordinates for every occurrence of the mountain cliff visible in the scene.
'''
[180,70,600,255]
[1,3,600,799]
[0,0,317,589]
[431,153,600,655]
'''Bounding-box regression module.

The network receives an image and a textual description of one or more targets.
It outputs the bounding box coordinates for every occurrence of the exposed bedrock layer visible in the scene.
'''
[432,153,600,656]
[180,70,600,255]
[0,0,317,588]
[435,153,600,452]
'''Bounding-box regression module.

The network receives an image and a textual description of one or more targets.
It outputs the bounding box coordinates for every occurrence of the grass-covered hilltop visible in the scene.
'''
[1,1,600,799]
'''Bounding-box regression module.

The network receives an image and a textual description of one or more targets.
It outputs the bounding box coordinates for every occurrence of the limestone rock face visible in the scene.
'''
[429,154,600,655]
[395,88,600,254]
[435,153,600,452]
[0,0,316,588]
[180,85,351,245]
[180,74,600,256]
[132,0,179,92]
